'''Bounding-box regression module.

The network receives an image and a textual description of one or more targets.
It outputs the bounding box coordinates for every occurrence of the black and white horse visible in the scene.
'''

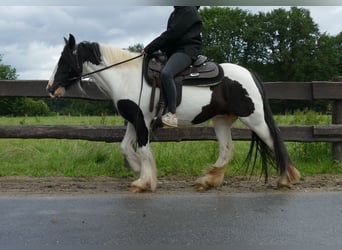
[47,34,300,192]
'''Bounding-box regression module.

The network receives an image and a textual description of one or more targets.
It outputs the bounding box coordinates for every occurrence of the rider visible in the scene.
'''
[141,6,203,127]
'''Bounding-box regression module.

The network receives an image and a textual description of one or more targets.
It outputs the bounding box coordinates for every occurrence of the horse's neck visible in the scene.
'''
[83,59,143,102]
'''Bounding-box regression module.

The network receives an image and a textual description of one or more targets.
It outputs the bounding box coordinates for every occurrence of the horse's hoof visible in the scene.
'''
[195,184,208,191]
[131,186,145,193]
[131,179,148,193]
[277,177,292,189]
[194,168,225,191]
[194,177,210,191]
[277,165,301,189]
[287,165,301,183]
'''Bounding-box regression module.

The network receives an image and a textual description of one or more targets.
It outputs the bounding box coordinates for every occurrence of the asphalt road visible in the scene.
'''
[0,192,342,249]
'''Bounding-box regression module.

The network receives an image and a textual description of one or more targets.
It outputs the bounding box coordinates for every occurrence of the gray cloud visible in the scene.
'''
[0,6,172,79]
[0,5,341,80]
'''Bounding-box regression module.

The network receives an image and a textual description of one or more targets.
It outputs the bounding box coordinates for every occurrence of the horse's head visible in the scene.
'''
[47,34,83,97]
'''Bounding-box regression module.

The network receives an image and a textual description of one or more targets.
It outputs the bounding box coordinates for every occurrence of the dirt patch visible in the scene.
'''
[0,174,342,195]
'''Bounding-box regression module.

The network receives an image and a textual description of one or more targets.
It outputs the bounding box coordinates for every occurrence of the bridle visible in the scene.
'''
[53,45,145,108]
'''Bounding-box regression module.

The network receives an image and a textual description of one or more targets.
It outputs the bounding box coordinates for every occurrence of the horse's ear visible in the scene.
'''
[67,34,76,49]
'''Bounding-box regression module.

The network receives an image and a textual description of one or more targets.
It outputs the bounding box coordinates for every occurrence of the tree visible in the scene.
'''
[260,7,320,81]
[311,33,341,80]
[0,54,50,116]
[200,7,251,63]
[128,43,144,53]
[0,54,17,80]
[0,54,21,115]
[200,7,323,81]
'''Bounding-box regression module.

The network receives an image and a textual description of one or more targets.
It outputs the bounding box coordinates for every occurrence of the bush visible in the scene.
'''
[21,98,50,116]
[0,97,50,116]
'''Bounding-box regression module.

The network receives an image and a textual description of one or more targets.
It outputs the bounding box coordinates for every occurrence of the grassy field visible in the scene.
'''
[0,112,341,178]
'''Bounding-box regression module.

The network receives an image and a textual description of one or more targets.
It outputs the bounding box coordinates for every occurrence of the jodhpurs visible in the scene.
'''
[161,52,192,114]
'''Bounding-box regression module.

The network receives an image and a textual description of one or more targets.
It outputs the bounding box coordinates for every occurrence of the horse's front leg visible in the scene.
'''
[131,143,157,192]
[117,100,157,192]
[120,123,141,172]
[121,123,157,192]
[195,115,236,191]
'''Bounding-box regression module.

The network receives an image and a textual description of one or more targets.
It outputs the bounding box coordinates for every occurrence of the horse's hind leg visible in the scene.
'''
[239,113,300,188]
[195,115,236,191]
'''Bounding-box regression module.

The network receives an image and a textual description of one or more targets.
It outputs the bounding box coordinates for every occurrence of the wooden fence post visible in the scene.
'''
[332,77,342,162]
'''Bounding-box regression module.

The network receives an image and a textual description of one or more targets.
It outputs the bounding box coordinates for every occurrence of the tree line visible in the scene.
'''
[200,7,342,112]
[201,7,342,82]
[1,6,341,116]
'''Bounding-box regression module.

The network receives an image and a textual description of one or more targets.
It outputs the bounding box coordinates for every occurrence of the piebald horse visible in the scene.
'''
[47,34,300,192]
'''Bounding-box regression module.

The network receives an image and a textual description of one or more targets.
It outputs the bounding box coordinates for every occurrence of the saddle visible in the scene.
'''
[144,53,224,114]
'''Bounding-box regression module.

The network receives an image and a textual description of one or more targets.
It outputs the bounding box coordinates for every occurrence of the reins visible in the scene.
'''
[69,54,143,81]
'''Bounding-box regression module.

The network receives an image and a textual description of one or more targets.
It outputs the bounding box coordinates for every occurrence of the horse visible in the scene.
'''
[47,34,300,192]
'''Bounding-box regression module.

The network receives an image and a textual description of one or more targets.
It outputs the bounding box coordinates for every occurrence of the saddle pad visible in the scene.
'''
[147,58,224,87]
[181,62,224,87]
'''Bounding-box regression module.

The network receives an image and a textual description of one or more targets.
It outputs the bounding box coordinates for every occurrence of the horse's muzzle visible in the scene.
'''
[47,83,65,98]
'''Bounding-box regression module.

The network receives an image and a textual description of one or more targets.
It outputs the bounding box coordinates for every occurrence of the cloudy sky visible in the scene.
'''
[1,1,342,80]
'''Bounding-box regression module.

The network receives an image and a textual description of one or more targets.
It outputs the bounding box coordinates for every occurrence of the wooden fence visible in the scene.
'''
[0,79,341,161]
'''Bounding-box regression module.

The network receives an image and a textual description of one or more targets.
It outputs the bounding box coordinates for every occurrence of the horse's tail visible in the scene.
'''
[245,72,293,182]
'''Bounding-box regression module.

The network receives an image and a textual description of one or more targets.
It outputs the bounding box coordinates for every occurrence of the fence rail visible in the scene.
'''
[0,79,342,100]
[0,79,341,161]
[0,124,341,143]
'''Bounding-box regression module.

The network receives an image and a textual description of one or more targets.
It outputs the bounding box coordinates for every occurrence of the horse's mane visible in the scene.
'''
[98,43,140,68]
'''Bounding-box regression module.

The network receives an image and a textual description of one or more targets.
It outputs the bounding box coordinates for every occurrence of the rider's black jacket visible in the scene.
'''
[144,6,202,61]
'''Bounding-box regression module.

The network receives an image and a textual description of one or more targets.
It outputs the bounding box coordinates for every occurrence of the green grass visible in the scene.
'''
[0,115,124,126]
[0,112,341,178]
